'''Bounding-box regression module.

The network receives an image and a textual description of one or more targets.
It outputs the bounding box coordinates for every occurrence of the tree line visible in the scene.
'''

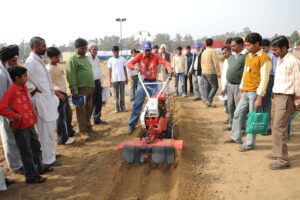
[0,27,299,61]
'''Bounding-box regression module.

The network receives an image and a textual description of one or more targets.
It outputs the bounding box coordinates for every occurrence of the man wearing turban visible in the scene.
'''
[0,45,23,173]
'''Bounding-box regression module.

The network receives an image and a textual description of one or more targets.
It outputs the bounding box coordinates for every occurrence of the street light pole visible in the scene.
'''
[115,18,126,54]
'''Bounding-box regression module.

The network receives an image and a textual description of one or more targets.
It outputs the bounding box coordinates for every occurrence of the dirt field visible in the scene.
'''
[1,61,300,200]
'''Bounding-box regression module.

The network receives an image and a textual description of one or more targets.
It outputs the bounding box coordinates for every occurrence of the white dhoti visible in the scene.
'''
[0,167,7,191]
[32,93,59,165]
[0,116,22,171]
[36,116,56,165]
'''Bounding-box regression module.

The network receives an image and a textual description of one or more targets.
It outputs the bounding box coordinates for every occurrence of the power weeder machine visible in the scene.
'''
[118,73,183,164]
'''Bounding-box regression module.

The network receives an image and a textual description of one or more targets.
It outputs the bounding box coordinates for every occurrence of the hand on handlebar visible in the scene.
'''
[169,71,175,77]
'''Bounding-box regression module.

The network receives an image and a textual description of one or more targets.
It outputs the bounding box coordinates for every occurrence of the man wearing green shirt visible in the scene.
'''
[66,38,94,140]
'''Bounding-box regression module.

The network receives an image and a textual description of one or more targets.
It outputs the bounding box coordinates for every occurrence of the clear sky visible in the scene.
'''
[1,0,299,45]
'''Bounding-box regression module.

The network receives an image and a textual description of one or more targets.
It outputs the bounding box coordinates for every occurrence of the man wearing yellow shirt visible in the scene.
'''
[225,33,272,151]
[172,46,188,97]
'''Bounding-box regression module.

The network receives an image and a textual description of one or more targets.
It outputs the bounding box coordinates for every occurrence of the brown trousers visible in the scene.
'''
[272,94,294,163]
[76,87,94,132]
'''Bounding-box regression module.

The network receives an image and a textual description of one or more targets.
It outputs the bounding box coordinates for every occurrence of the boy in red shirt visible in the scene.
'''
[0,66,52,184]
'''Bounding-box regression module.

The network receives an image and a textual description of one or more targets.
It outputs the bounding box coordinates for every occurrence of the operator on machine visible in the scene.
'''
[127,41,173,134]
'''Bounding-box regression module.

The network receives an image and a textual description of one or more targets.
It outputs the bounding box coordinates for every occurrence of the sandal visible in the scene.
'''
[26,175,46,184]
[265,153,278,160]
[39,165,54,174]
[269,161,290,170]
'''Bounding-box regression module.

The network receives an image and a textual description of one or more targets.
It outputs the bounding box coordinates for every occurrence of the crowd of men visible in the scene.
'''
[0,32,300,190]
[0,37,110,187]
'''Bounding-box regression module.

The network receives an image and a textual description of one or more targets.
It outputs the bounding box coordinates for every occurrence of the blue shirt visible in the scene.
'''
[268,50,278,76]
[186,52,193,70]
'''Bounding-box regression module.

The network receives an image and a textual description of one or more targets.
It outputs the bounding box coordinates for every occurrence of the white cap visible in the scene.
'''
[160,44,167,50]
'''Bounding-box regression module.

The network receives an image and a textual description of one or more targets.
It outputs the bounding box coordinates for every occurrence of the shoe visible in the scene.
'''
[87,125,94,133]
[174,93,178,97]
[182,94,187,97]
[80,133,90,140]
[206,102,217,108]
[224,138,242,144]
[26,175,46,184]
[193,97,201,101]
[266,153,278,160]
[94,119,107,125]
[269,161,290,170]
[45,160,61,168]
[128,126,134,135]
[241,129,246,136]
[14,166,24,175]
[64,137,75,145]
[5,178,16,186]
[39,165,54,174]
[73,130,80,136]
[239,145,255,152]
[226,124,232,131]
[223,127,231,131]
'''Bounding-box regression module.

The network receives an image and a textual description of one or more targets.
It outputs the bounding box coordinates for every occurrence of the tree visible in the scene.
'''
[19,40,31,63]
[271,33,279,40]
[153,33,171,48]
[122,36,140,50]
[0,43,6,48]
[182,34,194,47]
[172,33,183,49]
[289,30,300,45]
[242,27,251,37]
[99,35,120,51]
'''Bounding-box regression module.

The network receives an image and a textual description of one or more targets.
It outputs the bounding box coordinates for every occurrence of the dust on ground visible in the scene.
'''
[1,61,300,200]
[1,94,300,200]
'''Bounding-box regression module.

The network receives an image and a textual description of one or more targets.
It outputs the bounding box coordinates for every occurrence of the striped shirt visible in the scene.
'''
[273,53,300,97]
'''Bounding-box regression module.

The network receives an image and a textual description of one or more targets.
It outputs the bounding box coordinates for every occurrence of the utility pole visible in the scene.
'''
[115,18,126,54]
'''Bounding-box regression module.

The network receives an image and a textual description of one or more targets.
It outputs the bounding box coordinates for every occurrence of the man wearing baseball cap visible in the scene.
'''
[127,42,173,134]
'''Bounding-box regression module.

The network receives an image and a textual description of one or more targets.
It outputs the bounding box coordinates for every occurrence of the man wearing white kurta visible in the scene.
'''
[0,166,15,190]
[0,167,7,191]
[86,43,106,124]
[24,37,59,166]
[0,45,23,172]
